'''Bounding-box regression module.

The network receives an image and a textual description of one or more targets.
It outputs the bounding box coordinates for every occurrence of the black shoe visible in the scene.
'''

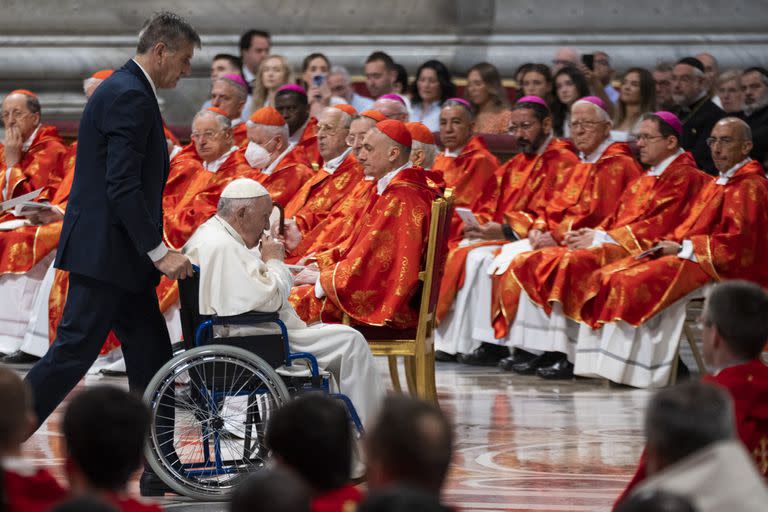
[457,343,510,366]
[140,470,174,497]
[435,350,457,362]
[99,368,127,377]
[536,355,574,380]
[499,349,537,371]
[510,351,561,375]
[1,351,40,366]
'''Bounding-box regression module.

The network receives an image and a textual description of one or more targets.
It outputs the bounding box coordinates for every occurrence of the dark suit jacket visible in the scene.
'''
[741,104,768,167]
[679,97,726,175]
[56,59,169,292]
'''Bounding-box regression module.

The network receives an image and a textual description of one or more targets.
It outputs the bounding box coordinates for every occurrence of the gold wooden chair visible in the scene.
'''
[669,297,708,385]
[344,195,453,403]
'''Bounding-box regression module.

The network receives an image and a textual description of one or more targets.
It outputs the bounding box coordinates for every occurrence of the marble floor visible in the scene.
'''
[20,360,659,512]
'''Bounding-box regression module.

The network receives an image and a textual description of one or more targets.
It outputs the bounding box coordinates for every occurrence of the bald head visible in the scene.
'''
[709,117,753,173]
[553,47,580,73]
[372,98,409,121]
[695,52,719,86]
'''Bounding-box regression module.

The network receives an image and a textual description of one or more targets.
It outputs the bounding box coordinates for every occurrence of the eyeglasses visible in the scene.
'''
[345,133,366,146]
[317,123,341,135]
[568,120,605,131]
[635,134,666,143]
[706,137,743,147]
[508,122,538,133]
[190,130,223,141]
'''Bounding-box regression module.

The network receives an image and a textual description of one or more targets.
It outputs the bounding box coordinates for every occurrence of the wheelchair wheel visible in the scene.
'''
[143,344,291,501]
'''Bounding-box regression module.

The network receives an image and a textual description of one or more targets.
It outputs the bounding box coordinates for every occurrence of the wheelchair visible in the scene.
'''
[143,266,363,501]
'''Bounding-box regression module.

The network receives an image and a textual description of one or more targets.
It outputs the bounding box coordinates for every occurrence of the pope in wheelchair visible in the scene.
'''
[143,178,384,500]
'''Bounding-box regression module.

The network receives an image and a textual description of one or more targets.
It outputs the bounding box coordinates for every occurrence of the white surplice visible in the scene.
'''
[183,215,384,427]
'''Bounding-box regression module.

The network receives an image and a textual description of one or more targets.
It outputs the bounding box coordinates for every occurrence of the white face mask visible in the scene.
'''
[245,140,272,168]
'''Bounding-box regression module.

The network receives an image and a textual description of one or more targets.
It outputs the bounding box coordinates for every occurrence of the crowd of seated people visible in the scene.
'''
[1,20,767,511]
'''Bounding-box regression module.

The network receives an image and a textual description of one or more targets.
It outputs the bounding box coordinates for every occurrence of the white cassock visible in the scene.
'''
[0,251,55,355]
[183,215,384,427]
[435,239,534,355]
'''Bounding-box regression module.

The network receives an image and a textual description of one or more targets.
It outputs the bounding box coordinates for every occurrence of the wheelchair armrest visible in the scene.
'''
[212,312,280,325]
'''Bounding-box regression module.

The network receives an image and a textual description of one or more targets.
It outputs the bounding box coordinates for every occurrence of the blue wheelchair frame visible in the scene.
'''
[178,266,364,479]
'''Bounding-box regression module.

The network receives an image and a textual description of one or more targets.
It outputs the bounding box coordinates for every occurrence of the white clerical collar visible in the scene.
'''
[2,457,37,477]
[322,148,351,174]
[262,143,295,176]
[376,162,410,195]
[536,133,554,156]
[203,146,238,173]
[443,144,466,158]
[580,138,613,163]
[132,59,158,101]
[289,119,309,145]
[648,148,684,177]
[716,158,752,185]
[214,215,246,246]
[232,118,243,127]
[22,125,40,152]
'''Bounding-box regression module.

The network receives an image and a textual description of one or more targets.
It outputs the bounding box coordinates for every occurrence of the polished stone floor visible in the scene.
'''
[20,360,659,512]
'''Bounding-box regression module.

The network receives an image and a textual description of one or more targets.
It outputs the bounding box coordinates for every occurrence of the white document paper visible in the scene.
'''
[0,188,43,212]
[455,207,480,229]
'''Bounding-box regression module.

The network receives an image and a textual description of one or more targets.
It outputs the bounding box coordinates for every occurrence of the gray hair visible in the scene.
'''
[412,141,437,169]
[217,196,254,219]
[245,121,290,141]
[329,65,351,83]
[572,99,612,125]
[136,11,201,54]
[372,98,409,119]
[716,69,742,88]
[442,99,475,120]
[212,76,248,102]
[193,109,231,131]
[645,382,735,467]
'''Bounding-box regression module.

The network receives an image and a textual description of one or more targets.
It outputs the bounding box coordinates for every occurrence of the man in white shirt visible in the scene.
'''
[184,178,384,429]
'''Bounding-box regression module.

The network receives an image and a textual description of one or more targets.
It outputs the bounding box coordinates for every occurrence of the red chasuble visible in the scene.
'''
[580,160,768,328]
[490,141,642,337]
[435,138,578,322]
[284,151,364,233]
[431,136,500,243]
[512,151,708,322]
[0,125,67,200]
[289,167,439,328]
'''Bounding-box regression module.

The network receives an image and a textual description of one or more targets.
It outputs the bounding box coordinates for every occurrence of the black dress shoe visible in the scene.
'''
[457,343,510,366]
[536,355,575,380]
[140,470,174,497]
[510,351,561,375]
[499,349,537,371]
[1,351,40,366]
[435,350,457,362]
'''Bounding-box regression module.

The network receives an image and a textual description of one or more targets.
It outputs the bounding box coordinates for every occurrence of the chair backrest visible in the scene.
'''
[415,193,454,338]
[177,272,206,350]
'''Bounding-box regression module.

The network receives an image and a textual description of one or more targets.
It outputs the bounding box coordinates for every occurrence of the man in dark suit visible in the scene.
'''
[672,57,726,175]
[740,67,768,167]
[24,12,200,494]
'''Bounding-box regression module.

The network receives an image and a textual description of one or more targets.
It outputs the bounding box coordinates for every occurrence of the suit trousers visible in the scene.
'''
[25,272,172,425]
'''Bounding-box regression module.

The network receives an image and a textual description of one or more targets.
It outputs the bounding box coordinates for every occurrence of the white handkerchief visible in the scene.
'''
[487,239,533,275]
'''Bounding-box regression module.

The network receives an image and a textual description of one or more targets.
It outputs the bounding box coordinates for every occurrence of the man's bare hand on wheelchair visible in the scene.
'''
[293,266,320,285]
[260,233,285,262]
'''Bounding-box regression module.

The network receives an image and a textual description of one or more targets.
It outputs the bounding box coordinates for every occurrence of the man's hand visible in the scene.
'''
[528,229,542,246]
[3,126,23,168]
[275,219,302,252]
[465,221,504,241]
[532,232,557,249]
[293,267,320,285]
[657,240,682,256]
[154,250,194,280]
[564,228,595,250]
[260,233,285,262]
[27,208,64,225]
